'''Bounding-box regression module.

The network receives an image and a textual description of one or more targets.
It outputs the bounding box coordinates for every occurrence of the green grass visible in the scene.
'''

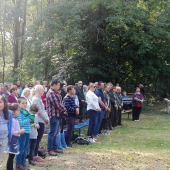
[76,104,170,153]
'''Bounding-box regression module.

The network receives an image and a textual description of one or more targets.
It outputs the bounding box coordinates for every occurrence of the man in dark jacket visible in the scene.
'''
[75,81,86,122]
[63,85,79,147]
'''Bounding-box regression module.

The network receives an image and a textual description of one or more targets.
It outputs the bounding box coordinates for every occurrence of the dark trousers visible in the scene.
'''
[117,109,122,125]
[65,117,76,146]
[87,110,97,137]
[112,108,118,127]
[7,153,15,170]
[101,118,110,130]
[132,107,142,121]
[109,107,114,128]
[34,123,44,156]
[29,139,37,161]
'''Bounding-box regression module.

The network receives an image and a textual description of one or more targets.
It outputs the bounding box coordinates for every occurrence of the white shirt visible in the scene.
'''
[86,90,100,111]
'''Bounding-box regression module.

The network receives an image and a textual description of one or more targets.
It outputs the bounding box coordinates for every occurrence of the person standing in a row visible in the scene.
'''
[46,79,66,156]
[132,87,144,121]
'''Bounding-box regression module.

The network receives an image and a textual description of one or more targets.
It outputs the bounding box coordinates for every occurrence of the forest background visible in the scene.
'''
[0,0,170,97]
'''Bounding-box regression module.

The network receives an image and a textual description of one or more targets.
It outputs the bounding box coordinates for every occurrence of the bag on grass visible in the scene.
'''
[38,146,46,158]
[76,137,90,145]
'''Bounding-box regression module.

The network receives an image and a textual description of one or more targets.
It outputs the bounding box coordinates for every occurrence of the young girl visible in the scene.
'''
[6,103,25,170]
[0,96,12,164]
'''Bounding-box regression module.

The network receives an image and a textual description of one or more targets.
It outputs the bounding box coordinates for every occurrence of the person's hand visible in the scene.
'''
[114,104,118,109]
[108,108,111,112]
[81,100,85,102]
[76,108,79,115]
[46,120,50,124]
[19,129,25,134]
[96,108,101,112]
[105,107,108,111]
[141,99,144,103]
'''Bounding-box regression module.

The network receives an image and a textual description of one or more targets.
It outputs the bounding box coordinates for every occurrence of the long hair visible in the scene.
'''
[0,96,9,120]
[31,85,44,99]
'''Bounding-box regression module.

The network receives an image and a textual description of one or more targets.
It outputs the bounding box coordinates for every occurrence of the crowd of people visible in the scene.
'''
[0,79,144,170]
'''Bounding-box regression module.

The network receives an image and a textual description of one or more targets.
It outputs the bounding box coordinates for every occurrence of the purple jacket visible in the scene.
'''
[8,94,17,103]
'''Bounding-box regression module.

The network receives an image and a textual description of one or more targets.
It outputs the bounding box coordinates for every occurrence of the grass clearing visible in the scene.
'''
[1,103,170,170]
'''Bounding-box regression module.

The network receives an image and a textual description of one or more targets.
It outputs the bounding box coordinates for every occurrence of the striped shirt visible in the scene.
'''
[46,88,66,118]
[63,95,78,117]
[17,109,31,134]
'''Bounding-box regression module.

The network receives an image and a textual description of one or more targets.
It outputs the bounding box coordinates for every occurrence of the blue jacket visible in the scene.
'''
[8,110,13,141]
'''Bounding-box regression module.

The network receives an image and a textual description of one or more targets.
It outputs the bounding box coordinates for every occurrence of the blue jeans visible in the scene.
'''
[29,139,37,161]
[48,117,60,152]
[55,132,63,150]
[16,133,30,164]
[61,132,67,148]
[93,110,105,136]
[87,110,97,137]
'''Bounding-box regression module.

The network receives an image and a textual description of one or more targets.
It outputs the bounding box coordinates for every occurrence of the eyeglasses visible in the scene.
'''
[92,86,96,88]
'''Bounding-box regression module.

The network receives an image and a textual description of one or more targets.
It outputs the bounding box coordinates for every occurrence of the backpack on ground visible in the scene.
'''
[38,146,46,159]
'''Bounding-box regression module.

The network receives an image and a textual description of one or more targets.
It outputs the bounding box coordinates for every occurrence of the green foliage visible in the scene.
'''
[0,0,170,96]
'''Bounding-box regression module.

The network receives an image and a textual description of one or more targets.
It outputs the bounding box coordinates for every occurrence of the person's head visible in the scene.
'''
[31,85,44,99]
[112,86,117,92]
[88,83,96,92]
[83,85,88,91]
[16,81,20,87]
[116,86,121,93]
[60,83,66,91]
[18,97,27,110]
[9,103,19,118]
[98,81,104,90]
[51,79,60,92]
[122,91,127,96]
[43,81,48,87]
[136,87,140,93]
[139,84,144,89]
[67,85,75,95]
[10,85,18,95]
[29,104,39,115]
[0,96,8,120]
[106,82,113,90]
[94,82,98,88]
[104,84,110,92]
[28,83,33,89]
[21,88,31,98]
[33,80,40,87]
[2,84,8,93]
[77,81,83,87]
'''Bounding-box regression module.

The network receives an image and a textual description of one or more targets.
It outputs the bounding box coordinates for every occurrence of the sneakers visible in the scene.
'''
[33,156,45,162]
[54,149,63,153]
[48,150,57,156]
[88,138,96,143]
[29,160,36,166]
[16,163,26,170]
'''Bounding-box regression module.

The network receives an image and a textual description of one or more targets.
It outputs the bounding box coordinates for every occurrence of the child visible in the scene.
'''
[16,97,32,170]
[29,104,39,165]
[0,96,12,164]
[6,103,25,170]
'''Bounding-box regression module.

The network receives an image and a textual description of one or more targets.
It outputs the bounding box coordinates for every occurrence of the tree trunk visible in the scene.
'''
[20,0,27,60]
[13,0,21,71]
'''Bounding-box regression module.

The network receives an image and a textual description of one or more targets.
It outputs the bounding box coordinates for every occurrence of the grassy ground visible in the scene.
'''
[1,103,170,170]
